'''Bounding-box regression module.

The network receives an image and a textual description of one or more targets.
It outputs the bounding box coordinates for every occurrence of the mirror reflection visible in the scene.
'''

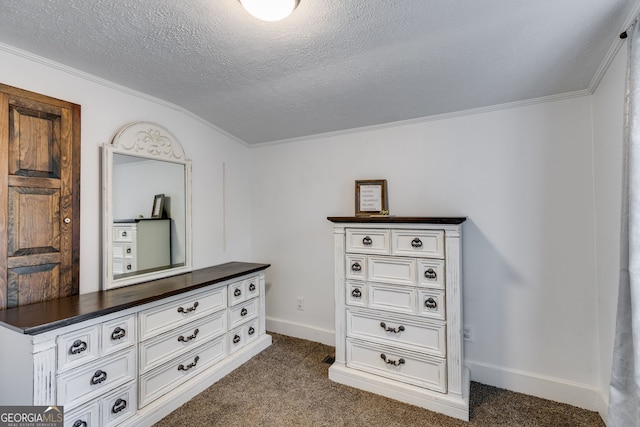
[103,122,192,290]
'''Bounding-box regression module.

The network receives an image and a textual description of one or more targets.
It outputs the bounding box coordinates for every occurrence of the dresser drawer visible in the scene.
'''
[138,336,226,407]
[57,325,100,372]
[346,280,366,307]
[347,309,446,357]
[229,298,259,329]
[418,289,446,320]
[229,319,259,353]
[139,311,227,373]
[101,382,137,427]
[417,259,445,289]
[112,243,134,259]
[113,226,135,243]
[228,276,261,306]
[64,399,100,427]
[368,283,415,315]
[345,254,367,281]
[391,230,445,259]
[346,229,390,255]
[57,347,136,409]
[368,256,416,286]
[102,314,136,357]
[346,339,446,393]
[139,287,226,340]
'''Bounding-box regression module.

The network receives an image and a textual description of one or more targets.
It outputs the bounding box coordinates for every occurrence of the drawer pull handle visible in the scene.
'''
[351,262,362,272]
[126,263,132,270]
[234,288,242,297]
[425,297,438,309]
[249,282,256,292]
[178,328,200,342]
[411,238,423,248]
[241,307,248,317]
[351,288,362,298]
[72,421,87,427]
[177,301,199,314]
[380,322,405,334]
[248,326,255,335]
[380,354,405,366]
[121,231,127,237]
[362,236,372,246]
[90,369,107,385]
[112,398,127,414]
[69,339,87,355]
[233,334,241,344]
[178,355,200,371]
[424,268,437,280]
[111,327,126,340]
[126,247,132,254]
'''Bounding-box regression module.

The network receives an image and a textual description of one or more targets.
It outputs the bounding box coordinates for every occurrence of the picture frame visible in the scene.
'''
[355,179,388,216]
[151,194,165,218]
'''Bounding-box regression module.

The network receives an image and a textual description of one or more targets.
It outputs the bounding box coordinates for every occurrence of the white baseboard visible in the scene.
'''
[467,359,604,413]
[266,316,335,346]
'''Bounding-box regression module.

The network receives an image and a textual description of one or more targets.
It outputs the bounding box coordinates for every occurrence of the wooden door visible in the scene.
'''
[0,84,80,310]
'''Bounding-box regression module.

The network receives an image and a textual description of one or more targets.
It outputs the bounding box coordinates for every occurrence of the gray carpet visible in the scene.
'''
[154,333,605,426]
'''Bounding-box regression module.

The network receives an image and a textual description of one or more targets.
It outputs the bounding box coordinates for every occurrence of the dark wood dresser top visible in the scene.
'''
[327,216,467,224]
[0,262,270,335]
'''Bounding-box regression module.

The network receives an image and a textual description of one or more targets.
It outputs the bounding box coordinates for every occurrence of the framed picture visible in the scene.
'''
[151,194,165,218]
[355,179,388,216]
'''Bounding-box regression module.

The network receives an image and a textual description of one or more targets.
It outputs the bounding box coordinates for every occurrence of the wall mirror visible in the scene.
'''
[102,122,192,290]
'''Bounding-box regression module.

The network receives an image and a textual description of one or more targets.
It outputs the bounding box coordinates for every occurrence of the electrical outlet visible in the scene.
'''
[463,326,474,342]
[297,297,304,311]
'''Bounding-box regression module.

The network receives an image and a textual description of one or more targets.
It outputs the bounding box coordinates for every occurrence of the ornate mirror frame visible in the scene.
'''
[102,122,193,290]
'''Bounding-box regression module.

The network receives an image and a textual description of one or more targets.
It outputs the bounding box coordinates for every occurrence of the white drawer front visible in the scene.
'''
[228,319,259,353]
[112,243,133,259]
[113,258,136,275]
[102,314,136,357]
[418,289,446,320]
[345,255,367,281]
[346,339,446,393]
[368,256,416,286]
[57,348,136,408]
[245,276,260,300]
[346,281,366,307]
[391,230,445,259]
[138,336,226,407]
[139,287,226,340]
[229,298,259,329]
[347,309,446,357]
[101,382,137,427]
[64,400,100,427]
[346,229,390,255]
[228,276,261,306]
[139,311,227,373]
[417,259,445,289]
[113,227,135,243]
[57,325,100,372]
[368,283,415,314]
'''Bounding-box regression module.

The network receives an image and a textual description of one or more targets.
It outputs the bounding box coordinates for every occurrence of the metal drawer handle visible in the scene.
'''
[424,297,438,310]
[362,236,372,246]
[178,356,200,371]
[351,288,362,298]
[90,369,107,385]
[177,301,199,314]
[126,264,132,270]
[249,282,256,292]
[241,308,248,317]
[111,398,127,414]
[248,326,255,335]
[178,328,200,342]
[69,339,88,355]
[121,231,127,237]
[380,322,405,334]
[233,334,241,344]
[424,268,437,280]
[351,262,362,272]
[380,354,405,366]
[111,327,126,340]
[411,238,423,248]
[72,420,87,427]
[234,288,242,297]
[126,247,132,254]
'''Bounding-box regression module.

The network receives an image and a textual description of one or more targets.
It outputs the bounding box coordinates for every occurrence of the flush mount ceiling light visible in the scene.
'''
[239,0,299,22]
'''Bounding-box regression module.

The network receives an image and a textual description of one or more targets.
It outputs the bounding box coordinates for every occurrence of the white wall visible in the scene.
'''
[251,96,603,409]
[592,43,627,418]
[0,44,254,293]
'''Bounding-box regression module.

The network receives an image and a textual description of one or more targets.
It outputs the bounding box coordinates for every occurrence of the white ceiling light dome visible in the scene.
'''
[239,0,299,22]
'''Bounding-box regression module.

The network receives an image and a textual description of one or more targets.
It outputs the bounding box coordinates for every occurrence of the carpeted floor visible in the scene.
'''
[154,333,605,427]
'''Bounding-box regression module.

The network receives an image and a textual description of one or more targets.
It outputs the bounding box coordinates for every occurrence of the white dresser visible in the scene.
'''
[0,262,271,427]
[327,217,469,421]
[113,219,171,276]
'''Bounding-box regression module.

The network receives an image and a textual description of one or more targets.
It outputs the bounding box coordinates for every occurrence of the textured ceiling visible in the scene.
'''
[0,0,638,144]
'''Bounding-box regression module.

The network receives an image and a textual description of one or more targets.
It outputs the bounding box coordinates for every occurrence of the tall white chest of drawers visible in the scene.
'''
[328,217,469,421]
